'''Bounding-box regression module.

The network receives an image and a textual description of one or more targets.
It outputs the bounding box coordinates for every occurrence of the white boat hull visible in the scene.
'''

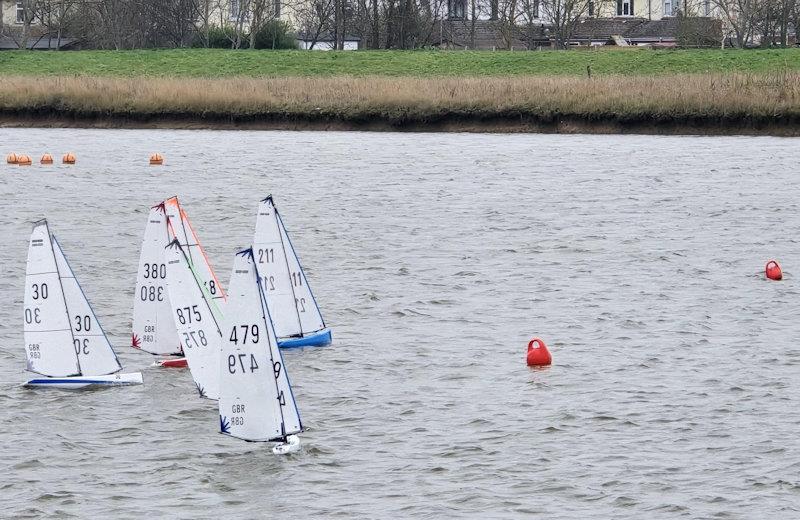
[272,435,301,455]
[23,372,144,389]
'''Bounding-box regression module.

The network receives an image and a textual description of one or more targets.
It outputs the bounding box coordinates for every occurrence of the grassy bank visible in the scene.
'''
[0,48,799,77]
[1,73,799,134]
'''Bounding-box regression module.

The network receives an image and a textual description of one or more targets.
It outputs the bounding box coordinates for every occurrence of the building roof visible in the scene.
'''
[0,35,77,50]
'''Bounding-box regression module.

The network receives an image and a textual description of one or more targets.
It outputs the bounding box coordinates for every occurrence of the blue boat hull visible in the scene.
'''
[278,329,332,349]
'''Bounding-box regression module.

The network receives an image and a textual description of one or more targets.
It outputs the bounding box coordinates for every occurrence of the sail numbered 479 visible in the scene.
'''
[218,248,303,451]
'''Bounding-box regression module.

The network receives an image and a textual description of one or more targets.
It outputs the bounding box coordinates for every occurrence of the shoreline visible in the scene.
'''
[2,112,799,136]
[1,73,799,137]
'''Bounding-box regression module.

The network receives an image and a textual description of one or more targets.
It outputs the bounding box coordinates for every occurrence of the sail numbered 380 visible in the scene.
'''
[133,196,226,356]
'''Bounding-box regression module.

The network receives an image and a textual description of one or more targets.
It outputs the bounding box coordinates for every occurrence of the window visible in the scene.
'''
[663,0,671,15]
[274,0,281,16]
[16,2,25,23]
[449,0,465,19]
[533,0,539,18]
[617,0,633,15]
[703,0,710,14]
[588,0,594,16]
[230,0,242,21]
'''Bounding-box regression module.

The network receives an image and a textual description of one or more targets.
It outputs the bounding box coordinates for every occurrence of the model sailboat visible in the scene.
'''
[252,196,331,349]
[132,196,226,367]
[23,220,143,388]
[219,248,304,454]
[164,239,223,399]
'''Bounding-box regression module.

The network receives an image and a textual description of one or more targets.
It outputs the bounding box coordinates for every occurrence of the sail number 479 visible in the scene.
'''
[227,353,260,374]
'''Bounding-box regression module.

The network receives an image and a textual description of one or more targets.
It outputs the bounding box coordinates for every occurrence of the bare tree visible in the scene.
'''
[540,0,594,48]
[712,0,759,46]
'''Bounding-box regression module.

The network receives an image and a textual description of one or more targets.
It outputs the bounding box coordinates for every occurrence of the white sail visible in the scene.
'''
[253,197,302,337]
[132,204,179,355]
[52,236,122,376]
[253,196,325,339]
[277,210,325,334]
[164,197,226,306]
[219,249,302,442]
[165,240,223,399]
[23,221,80,377]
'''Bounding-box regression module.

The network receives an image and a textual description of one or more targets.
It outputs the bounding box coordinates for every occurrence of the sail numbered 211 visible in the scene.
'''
[218,248,303,451]
[23,219,142,389]
[253,196,331,349]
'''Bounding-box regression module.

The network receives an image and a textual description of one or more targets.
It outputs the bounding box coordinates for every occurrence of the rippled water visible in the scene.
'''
[1,129,800,518]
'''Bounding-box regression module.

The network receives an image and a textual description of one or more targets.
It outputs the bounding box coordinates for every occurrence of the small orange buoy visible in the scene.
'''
[6,153,18,164]
[149,153,163,165]
[40,153,54,165]
[62,153,76,165]
[17,155,32,166]
[526,338,552,366]
[766,260,782,281]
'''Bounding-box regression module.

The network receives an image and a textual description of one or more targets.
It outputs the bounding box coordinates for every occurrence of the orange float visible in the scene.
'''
[62,153,76,165]
[149,153,164,165]
[526,338,552,366]
[17,155,32,166]
[40,153,54,165]
[6,153,18,164]
[765,260,782,281]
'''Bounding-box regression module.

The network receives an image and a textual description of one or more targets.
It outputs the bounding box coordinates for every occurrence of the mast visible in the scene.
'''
[254,255,289,440]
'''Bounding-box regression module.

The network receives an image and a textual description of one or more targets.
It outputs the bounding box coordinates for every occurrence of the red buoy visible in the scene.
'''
[766,260,782,281]
[526,338,552,366]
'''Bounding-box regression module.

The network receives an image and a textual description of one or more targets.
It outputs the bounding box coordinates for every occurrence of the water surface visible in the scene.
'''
[1,129,799,518]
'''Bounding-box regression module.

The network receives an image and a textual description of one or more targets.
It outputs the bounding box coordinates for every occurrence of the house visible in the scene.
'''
[296,33,360,50]
[0,1,77,49]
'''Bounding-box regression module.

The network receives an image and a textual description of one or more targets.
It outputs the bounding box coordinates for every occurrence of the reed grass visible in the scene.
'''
[1,73,798,129]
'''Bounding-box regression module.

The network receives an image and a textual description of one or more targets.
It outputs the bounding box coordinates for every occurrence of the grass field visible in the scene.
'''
[0,48,799,77]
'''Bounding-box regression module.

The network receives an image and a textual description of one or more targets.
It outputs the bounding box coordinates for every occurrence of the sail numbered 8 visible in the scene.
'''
[218,248,303,454]
[253,196,331,349]
[23,219,142,389]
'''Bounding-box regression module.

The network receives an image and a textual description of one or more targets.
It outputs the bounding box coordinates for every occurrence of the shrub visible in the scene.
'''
[252,20,297,49]
[192,26,246,49]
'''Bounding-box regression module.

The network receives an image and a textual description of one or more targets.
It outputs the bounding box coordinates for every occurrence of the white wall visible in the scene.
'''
[297,40,359,50]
